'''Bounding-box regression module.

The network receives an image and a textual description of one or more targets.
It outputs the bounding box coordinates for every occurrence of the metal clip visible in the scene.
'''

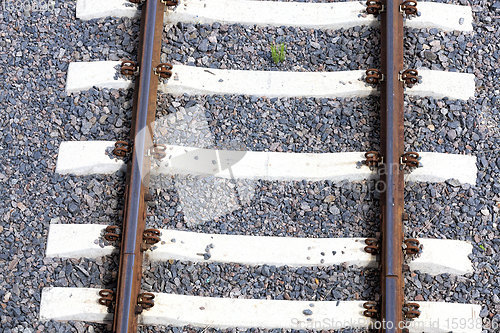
[121,60,139,76]
[366,0,384,15]
[161,0,179,6]
[365,68,384,85]
[404,303,421,319]
[137,292,155,310]
[401,152,420,168]
[104,225,120,242]
[404,239,421,255]
[364,238,379,255]
[400,0,418,16]
[154,63,173,79]
[363,151,382,168]
[151,144,167,160]
[98,289,115,308]
[363,301,378,318]
[143,229,161,245]
[400,69,419,87]
[144,193,154,202]
[113,141,131,158]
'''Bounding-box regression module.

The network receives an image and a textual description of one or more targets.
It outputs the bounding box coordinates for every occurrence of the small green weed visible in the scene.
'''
[479,244,486,251]
[271,42,286,65]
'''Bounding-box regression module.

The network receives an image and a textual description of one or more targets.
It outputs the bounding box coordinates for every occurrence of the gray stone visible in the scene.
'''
[447,129,457,140]
[329,205,340,215]
[424,51,437,61]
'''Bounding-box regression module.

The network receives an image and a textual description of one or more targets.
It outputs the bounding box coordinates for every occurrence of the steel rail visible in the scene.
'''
[379,1,405,332]
[112,0,165,332]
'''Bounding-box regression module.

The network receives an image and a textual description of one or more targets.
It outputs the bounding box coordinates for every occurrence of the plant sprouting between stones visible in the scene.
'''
[271,42,286,64]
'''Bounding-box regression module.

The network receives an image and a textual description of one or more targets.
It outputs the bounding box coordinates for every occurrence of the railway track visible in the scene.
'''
[39,0,486,332]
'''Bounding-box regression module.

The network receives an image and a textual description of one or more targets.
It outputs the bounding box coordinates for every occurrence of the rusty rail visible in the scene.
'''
[376,1,421,332]
[112,0,165,332]
[379,1,405,331]
[363,1,423,331]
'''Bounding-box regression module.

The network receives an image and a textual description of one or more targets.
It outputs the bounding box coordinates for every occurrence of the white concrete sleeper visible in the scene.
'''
[40,287,482,333]
[46,224,473,276]
[55,142,478,185]
[76,0,473,33]
[66,61,476,101]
